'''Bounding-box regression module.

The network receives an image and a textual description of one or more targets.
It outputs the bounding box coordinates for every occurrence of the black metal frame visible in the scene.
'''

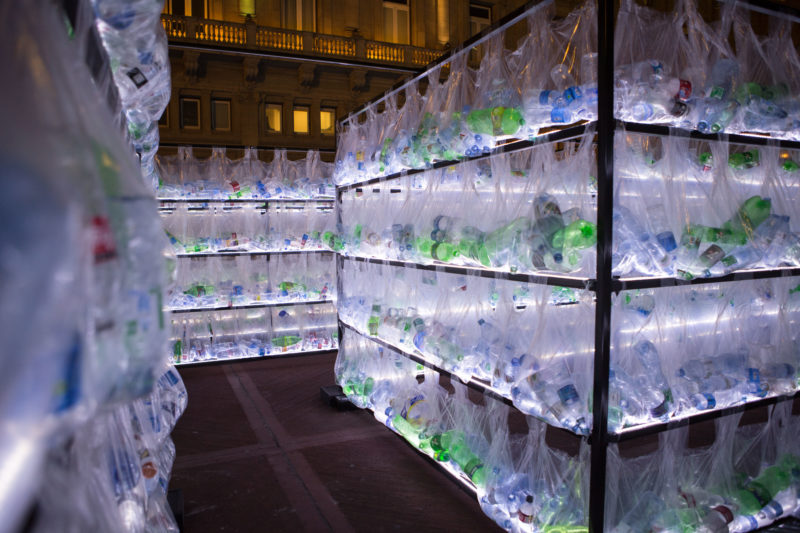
[334,0,800,530]
[174,249,334,258]
[157,198,334,203]
[168,298,334,314]
[174,347,338,368]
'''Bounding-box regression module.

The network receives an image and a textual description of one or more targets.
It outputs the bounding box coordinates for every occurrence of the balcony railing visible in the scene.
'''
[162,14,442,69]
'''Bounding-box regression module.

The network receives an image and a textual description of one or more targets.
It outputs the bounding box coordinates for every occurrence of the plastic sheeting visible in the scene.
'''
[170,302,338,364]
[156,148,335,200]
[0,0,183,530]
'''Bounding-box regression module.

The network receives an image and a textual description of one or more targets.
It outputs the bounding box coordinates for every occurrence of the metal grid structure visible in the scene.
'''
[334,0,800,530]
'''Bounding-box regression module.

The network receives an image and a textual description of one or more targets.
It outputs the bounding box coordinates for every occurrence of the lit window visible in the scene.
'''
[320,108,336,135]
[437,0,450,45]
[293,106,310,134]
[383,0,409,44]
[164,0,207,17]
[180,97,200,129]
[264,103,282,134]
[283,0,316,31]
[239,0,255,17]
[211,99,231,131]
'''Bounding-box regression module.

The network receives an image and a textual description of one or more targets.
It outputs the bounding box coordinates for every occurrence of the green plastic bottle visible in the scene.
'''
[184,283,215,297]
[367,304,381,336]
[466,109,494,135]
[733,455,799,515]
[728,150,761,170]
[541,526,588,533]
[437,430,487,487]
[430,241,459,263]
[698,151,714,171]
[723,195,772,236]
[271,335,302,348]
[482,217,532,267]
[735,82,763,105]
[342,376,374,399]
[465,107,525,137]
[173,340,183,363]
[551,219,597,266]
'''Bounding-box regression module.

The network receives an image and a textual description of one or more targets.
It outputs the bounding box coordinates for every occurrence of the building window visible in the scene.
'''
[158,107,169,128]
[164,0,207,17]
[469,3,491,37]
[283,0,316,31]
[437,0,450,46]
[293,106,310,134]
[264,103,282,134]
[383,0,409,44]
[320,108,336,135]
[239,0,255,17]
[180,97,200,129]
[211,99,231,131]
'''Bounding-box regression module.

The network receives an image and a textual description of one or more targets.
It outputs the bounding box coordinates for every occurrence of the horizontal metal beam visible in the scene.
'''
[336,122,595,194]
[610,391,800,442]
[175,250,334,258]
[339,320,517,409]
[619,121,800,150]
[174,347,338,367]
[168,298,334,314]
[340,254,595,290]
[613,267,800,292]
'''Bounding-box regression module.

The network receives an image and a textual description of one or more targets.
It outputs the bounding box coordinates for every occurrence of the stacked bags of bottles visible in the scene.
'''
[156,147,336,200]
[338,131,598,277]
[335,329,591,532]
[92,0,171,188]
[167,253,335,310]
[34,365,187,532]
[160,201,336,254]
[338,260,596,436]
[171,301,338,364]
[0,1,182,531]
[334,0,598,186]
[614,0,800,139]
[610,277,800,433]
[614,130,800,280]
[606,402,800,532]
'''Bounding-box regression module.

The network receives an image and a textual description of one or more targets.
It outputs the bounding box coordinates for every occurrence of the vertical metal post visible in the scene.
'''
[590,0,615,530]
[335,187,344,347]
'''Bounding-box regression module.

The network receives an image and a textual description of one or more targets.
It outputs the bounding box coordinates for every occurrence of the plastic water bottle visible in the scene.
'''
[613,206,668,271]
[633,340,672,419]
[524,361,588,434]
[612,491,666,533]
[620,290,656,317]
[707,59,740,100]
[645,201,677,252]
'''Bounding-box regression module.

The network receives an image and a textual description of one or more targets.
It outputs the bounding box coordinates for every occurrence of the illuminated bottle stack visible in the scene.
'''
[329,0,800,531]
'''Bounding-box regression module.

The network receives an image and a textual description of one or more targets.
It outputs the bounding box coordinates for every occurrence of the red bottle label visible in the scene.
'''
[677,79,692,101]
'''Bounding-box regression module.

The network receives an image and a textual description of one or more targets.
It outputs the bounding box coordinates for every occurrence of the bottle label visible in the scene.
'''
[765,500,783,518]
[677,79,692,100]
[127,67,149,88]
[709,86,725,99]
[518,510,534,524]
[557,384,580,406]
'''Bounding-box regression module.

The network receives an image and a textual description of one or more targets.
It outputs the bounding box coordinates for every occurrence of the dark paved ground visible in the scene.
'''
[169,352,498,532]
